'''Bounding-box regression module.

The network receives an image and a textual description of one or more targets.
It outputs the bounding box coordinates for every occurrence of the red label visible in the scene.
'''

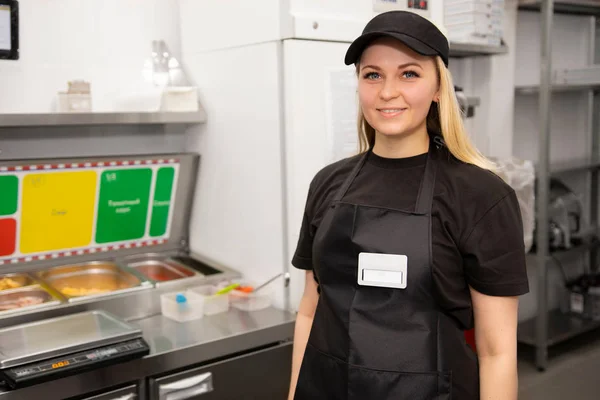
[0,219,17,257]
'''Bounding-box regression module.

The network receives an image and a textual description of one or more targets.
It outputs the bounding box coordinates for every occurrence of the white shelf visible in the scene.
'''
[449,42,509,58]
[0,108,207,128]
[519,0,600,16]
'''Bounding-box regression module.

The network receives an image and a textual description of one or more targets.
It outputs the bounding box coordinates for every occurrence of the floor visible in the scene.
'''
[518,330,600,399]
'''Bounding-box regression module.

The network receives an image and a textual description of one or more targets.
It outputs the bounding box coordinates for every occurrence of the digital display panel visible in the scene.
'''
[0,1,18,60]
[0,5,10,51]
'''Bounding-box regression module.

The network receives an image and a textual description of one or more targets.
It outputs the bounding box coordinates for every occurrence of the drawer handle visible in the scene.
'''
[112,395,136,400]
[159,372,214,400]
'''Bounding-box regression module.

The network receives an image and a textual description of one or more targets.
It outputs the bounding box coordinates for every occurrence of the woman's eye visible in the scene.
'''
[403,70,419,79]
[363,72,381,80]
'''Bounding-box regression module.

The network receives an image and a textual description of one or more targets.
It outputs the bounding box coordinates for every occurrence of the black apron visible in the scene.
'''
[294,140,479,399]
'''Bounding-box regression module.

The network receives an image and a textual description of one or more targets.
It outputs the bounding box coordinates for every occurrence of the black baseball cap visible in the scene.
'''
[344,11,449,67]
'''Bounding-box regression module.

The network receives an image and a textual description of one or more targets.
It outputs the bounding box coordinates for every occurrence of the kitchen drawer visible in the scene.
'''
[82,384,139,400]
[149,342,292,400]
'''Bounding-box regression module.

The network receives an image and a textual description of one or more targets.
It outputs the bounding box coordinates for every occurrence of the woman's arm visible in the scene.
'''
[470,286,520,400]
[288,271,319,400]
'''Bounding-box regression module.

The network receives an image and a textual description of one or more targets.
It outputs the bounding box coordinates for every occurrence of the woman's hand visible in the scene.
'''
[470,286,520,400]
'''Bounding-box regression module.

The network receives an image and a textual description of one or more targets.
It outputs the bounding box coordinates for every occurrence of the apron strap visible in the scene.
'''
[333,152,369,202]
[414,137,441,214]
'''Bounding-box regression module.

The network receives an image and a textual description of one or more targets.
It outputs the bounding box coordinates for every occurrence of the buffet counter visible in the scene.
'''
[0,252,295,400]
[0,306,295,400]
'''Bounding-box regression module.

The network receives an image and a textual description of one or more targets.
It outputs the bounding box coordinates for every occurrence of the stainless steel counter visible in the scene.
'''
[0,307,296,400]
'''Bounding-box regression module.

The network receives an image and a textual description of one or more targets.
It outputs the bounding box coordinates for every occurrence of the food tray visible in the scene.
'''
[0,273,36,292]
[127,260,199,286]
[0,286,62,316]
[36,261,150,302]
[167,255,221,276]
[122,252,168,264]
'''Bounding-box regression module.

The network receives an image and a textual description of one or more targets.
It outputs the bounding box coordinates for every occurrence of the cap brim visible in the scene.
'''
[344,31,439,66]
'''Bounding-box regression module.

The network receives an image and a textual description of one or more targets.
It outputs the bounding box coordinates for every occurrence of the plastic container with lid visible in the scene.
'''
[160,291,205,322]
[229,281,273,312]
[187,285,230,316]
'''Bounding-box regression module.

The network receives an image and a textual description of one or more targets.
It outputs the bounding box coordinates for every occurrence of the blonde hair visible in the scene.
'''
[357,56,495,171]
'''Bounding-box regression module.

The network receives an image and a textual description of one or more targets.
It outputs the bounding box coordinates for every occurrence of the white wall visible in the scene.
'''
[0,0,182,113]
[0,1,187,160]
[178,0,285,52]
[182,42,288,310]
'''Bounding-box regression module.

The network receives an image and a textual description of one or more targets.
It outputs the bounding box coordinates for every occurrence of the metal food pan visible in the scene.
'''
[166,255,222,276]
[122,252,169,264]
[0,286,62,315]
[36,261,150,302]
[0,273,36,292]
[128,260,199,284]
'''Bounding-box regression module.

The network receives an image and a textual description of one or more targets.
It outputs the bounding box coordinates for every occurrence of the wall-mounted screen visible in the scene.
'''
[0,0,18,60]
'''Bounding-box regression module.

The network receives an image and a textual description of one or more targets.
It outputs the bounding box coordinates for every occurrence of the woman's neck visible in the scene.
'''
[371,127,430,159]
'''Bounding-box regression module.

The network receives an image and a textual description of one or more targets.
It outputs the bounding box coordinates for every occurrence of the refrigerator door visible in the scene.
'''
[283,39,357,307]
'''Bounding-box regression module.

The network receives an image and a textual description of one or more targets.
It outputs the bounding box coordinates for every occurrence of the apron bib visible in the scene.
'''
[295,140,478,399]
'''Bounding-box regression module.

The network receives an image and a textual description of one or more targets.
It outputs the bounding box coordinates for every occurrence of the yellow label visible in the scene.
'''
[20,171,97,254]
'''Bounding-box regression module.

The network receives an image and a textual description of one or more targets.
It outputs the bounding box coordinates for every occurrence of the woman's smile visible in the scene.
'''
[376,107,407,118]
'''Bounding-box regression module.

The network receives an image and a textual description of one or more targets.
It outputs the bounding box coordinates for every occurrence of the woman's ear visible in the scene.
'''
[433,92,440,103]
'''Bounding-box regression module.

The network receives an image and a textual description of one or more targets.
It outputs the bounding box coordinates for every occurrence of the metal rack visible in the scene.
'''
[516,0,600,371]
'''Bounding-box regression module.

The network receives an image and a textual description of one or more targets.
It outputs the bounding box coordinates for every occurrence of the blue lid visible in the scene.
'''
[175,293,187,304]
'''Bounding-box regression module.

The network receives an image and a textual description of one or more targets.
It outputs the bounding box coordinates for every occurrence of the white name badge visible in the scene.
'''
[357,252,407,289]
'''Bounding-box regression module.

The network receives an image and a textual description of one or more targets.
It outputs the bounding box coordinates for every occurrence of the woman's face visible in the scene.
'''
[357,37,439,139]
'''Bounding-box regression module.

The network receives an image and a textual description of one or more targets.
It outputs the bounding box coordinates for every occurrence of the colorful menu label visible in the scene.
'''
[96,168,152,243]
[150,167,175,237]
[0,219,16,257]
[0,160,179,261]
[0,175,18,257]
[0,175,18,216]
[21,171,97,254]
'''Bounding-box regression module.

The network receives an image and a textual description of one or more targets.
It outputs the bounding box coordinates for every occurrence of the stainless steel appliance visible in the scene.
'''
[546,178,585,250]
[0,152,295,399]
[0,310,149,389]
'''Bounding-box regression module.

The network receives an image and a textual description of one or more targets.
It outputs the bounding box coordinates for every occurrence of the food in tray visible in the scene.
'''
[135,265,180,282]
[0,277,22,291]
[131,262,195,282]
[59,287,111,297]
[38,262,144,297]
[0,295,44,311]
[234,285,255,293]
[143,270,175,282]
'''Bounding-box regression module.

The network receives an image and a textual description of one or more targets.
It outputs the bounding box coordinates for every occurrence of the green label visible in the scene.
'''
[150,167,175,237]
[96,168,152,244]
[0,175,18,216]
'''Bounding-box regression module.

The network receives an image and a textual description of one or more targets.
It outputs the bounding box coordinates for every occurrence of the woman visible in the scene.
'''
[288,10,529,400]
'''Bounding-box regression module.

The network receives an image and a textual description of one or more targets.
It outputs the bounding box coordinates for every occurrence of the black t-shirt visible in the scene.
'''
[292,147,530,330]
